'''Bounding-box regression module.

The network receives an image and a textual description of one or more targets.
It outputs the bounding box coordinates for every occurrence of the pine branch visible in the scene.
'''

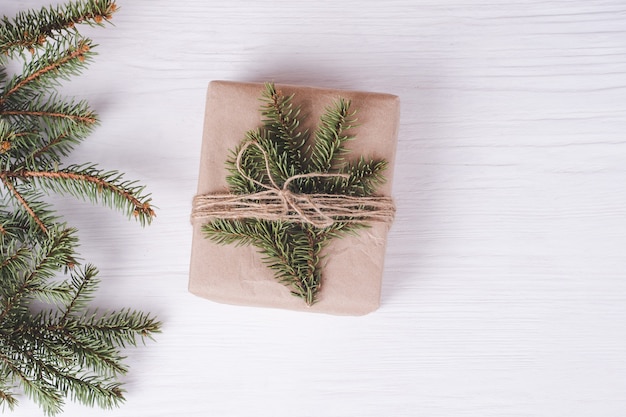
[8,325,125,412]
[2,94,97,126]
[5,331,122,413]
[0,3,158,413]
[0,384,17,412]
[57,374,124,411]
[317,157,388,196]
[1,109,96,125]
[0,245,31,286]
[6,165,155,225]
[0,190,61,242]
[0,228,77,321]
[0,39,93,105]
[0,176,48,233]
[0,205,52,249]
[68,336,127,376]
[23,123,86,166]
[0,256,160,415]
[0,349,63,415]
[309,97,356,173]
[0,0,117,58]
[0,120,92,171]
[202,218,264,246]
[22,309,126,380]
[204,219,322,303]
[342,157,388,196]
[60,264,99,323]
[72,308,161,346]
[260,82,308,174]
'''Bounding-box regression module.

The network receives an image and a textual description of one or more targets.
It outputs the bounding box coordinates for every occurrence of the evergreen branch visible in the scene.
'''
[0,125,39,166]
[7,165,155,225]
[24,129,79,166]
[13,334,125,413]
[39,315,129,376]
[309,97,357,172]
[59,373,124,411]
[202,219,263,247]
[0,192,60,244]
[255,225,306,295]
[70,309,161,347]
[260,83,308,173]
[0,228,77,322]
[0,349,63,416]
[317,157,388,197]
[1,289,155,415]
[0,176,48,233]
[19,280,74,306]
[0,363,18,411]
[0,268,72,304]
[27,133,69,163]
[0,245,31,283]
[0,0,117,58]
[343,157,388,196]
[300,227,322,304]
[60,264,99,323]
[203,219,317,302]
[58,332,127,376]
[204,219,324,305]
[0,99,96,170]
[264,227,321,305]
[2,109,97,125]
[0,119,14,147]
[0,206,43,248]
[7,120,92,169]
[0,39,93,105]
[7,336,122,414]
[0,386,17,412]
[0,3,158,413]
[2,93,98,128]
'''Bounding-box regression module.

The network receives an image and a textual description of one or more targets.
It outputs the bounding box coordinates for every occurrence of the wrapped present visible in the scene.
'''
[189,80,400,315]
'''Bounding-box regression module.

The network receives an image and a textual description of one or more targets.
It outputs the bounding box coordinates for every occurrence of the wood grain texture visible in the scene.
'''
[4,0,626,416]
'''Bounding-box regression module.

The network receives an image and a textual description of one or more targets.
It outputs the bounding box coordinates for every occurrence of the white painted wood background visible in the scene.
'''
[5,0,626,416]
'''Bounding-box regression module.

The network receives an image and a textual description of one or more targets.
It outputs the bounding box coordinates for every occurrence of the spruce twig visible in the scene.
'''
[0,1,160,415]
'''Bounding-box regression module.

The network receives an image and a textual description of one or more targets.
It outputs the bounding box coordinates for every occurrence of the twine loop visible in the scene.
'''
[192,141,395,228]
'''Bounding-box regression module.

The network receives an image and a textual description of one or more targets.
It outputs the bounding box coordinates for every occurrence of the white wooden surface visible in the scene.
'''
[6,0,626,416]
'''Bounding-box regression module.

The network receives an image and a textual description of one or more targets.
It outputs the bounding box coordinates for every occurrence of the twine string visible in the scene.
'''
[192,140,395,228]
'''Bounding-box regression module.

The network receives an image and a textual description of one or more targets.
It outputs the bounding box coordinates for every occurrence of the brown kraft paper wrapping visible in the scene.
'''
[189,80,400,315]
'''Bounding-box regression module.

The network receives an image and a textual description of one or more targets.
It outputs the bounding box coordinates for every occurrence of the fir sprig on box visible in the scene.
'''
[200,83,392,305]
[0,1,159,415]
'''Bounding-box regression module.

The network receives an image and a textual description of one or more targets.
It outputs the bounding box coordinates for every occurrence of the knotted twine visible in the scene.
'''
[191,141,395,228]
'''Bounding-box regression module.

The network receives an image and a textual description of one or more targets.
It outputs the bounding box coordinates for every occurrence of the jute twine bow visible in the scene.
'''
[191,141,395,228]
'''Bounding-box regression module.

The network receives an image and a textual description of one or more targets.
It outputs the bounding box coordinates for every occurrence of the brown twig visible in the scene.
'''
[1,110,97,125]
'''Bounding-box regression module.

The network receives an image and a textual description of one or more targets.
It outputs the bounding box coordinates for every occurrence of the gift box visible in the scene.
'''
[189,80,400,315]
